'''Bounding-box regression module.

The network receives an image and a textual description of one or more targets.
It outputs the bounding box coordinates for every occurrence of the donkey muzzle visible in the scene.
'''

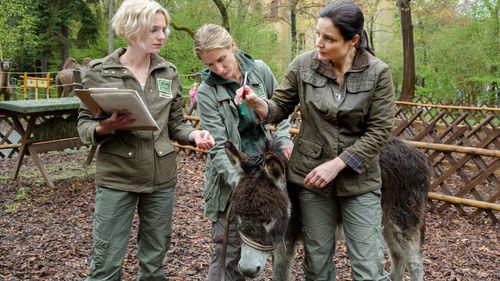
[238,243,268,278]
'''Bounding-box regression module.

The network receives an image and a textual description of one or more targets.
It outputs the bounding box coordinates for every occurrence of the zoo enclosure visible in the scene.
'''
[179,100,500,224]
[0,92,498,223]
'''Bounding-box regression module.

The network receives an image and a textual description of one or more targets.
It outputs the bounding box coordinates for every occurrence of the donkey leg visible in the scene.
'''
[383,222,407,281]
[271,239,297,281]
[405,236,424,281]
[388,248,406,281]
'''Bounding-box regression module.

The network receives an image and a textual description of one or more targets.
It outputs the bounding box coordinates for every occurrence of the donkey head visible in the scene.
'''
[225,140,290,278]
[0,60,10,72]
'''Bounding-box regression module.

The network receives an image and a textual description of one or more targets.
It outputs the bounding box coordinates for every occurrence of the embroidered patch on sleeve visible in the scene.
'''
[257,84,267,98]
[157,78,173,98]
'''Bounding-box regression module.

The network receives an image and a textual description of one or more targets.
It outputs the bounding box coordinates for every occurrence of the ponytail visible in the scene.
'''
[358,30,375,56]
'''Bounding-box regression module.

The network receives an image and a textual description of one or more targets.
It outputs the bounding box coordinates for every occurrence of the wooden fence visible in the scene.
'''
[179,101,499,224]
[1,100,498,223]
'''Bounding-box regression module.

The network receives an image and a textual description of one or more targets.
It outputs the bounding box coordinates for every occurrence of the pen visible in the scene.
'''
[90,112,126,121]
[241,71,248,115]
[90,114,112,121]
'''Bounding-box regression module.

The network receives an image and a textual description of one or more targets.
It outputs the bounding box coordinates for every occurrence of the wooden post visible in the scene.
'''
[428,192,500,212]
[23,72,27,99]
[45,73,51,98]
[10,77,17,100]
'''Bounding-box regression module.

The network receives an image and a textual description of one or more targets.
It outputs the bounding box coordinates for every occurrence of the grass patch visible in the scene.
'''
[5,202,21,213]
[15,186,28,200]
[4,186,29,213]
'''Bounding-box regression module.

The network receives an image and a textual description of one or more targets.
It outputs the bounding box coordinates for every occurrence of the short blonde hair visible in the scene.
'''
[193,24,234,59]
[112,0,170,43]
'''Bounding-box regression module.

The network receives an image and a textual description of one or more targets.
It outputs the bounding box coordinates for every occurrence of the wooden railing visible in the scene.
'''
[1,100,498,223]
[178,101,499,224]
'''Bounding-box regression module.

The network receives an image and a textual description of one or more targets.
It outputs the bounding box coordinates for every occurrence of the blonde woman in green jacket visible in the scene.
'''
[193,24,293,281]
[235,1,395,280]
[77,1,214,280]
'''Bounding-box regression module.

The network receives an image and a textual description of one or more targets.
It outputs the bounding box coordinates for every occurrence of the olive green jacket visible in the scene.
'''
[77,48,195,192]
[198,58,293,222]
[266,49,395,197]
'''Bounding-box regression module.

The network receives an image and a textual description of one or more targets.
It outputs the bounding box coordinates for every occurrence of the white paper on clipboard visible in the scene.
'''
[75,88,159,131]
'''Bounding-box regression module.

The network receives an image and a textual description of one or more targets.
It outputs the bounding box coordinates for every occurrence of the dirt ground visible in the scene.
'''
[0,149,498,280]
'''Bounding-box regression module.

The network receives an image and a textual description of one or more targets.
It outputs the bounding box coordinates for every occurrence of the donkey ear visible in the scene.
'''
[225,140,247,169]
[265,156,286,190]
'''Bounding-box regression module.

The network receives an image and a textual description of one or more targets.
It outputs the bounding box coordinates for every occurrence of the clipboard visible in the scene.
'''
[75,88,159,131]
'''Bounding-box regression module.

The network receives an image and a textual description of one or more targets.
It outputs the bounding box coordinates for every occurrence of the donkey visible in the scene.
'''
[0,59,11,100]
[224,137,430,281]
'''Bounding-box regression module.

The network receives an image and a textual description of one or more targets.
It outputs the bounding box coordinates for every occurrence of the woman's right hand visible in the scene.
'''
[234,85,260,108]
[234,85,269,119]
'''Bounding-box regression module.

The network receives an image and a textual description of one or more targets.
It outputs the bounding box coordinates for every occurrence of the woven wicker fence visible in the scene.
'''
[177,100,499,224]
[1,99,498,223]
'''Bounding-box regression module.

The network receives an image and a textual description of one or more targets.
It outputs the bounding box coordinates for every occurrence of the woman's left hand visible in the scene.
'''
[304,157,346,189]
[193,130,215,150]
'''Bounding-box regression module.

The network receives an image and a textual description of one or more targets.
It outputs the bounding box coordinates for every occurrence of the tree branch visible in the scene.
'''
[171,21,195,38]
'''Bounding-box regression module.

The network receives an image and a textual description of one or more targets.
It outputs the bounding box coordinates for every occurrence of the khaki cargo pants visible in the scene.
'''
[298,187,390,281]
[86,186,175,281]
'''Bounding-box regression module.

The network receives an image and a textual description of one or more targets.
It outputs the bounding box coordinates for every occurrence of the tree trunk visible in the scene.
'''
[61,24,70,68]
[108,0,114,55]
[398,0,415,101]
[213,0,230,32]
[290,0,298,60]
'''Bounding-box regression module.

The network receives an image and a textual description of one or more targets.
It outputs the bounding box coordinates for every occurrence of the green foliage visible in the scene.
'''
[414,11,498,103]
[2,0,497,105]
[0,0,101,71]
[379,0,499,104]
[0,0,40,62]
[162,0,283,87]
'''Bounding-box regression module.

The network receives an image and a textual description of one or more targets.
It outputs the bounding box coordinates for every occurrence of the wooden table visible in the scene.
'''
[0,98,84,187]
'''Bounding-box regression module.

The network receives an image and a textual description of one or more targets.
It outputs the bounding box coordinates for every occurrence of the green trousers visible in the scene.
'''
[86,186,175,281]
[298,187,390,281]
[207,208,245,281]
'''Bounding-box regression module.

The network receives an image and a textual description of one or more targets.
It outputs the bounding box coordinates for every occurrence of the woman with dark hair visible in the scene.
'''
[234,1,394,280]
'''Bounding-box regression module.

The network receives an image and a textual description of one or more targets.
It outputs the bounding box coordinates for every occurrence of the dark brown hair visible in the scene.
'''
[319,1,375,55]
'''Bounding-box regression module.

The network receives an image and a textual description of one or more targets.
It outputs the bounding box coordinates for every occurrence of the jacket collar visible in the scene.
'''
[314,49,371,79]
[99,48,168,77]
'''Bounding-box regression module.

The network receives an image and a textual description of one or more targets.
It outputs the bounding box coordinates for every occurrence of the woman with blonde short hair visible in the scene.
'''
[78,0,214,280]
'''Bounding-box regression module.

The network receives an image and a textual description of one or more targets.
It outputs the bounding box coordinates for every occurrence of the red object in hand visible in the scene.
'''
[242,85,248,99]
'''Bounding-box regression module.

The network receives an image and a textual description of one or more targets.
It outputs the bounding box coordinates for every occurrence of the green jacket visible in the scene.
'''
[266,49,395,197]
[77,48,195,192]
[197,52,293,222]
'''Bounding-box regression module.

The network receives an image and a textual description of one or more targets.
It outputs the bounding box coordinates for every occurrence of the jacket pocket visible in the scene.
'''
[346,79,374,93]
[96,136,138,181]
[340,79,376,128]
[154,139,177,185]
[302,70,328,87]
[203,164,226,219]
[290,138,323,176]
[99,140,137,158]
[154,138,175,157]
[99,81,124,88]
